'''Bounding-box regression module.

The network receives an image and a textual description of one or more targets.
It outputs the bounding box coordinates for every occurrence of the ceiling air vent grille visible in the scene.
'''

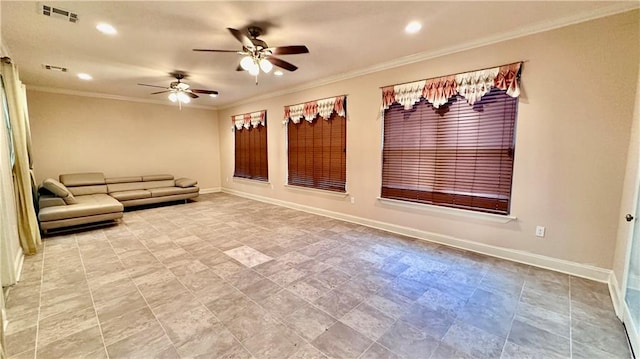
[41,64,68,72]
[41,4,78,23]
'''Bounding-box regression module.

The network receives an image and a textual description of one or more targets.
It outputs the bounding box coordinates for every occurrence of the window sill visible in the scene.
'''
[284,184,349,198]
[232,177,270,186]
[377,197,517,224]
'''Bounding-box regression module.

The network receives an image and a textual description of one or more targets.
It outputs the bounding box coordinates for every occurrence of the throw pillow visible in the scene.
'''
[175,178,197,188]
[63,192,78,205]
[43,178,71,198]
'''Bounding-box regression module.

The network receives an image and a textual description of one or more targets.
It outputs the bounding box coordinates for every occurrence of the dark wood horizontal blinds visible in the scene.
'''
[382,87,518,214]
[287,113,346,192]
[234,124,268,181]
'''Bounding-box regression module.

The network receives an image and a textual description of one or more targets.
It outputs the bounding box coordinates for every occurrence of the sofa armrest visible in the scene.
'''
[175,178,198,188]
[39,195,67,209]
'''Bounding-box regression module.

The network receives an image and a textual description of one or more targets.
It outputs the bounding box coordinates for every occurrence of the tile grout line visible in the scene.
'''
[498,269,527,359]
[75,233,111,358]
[569,276,573,359]
[32,241,47,359]
[352,267,416,359]
[101,225,183,356]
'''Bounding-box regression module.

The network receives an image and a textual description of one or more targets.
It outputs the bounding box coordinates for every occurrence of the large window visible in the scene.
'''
[381,63,521,215]
[233,111,268,181]
[285,96,346,192]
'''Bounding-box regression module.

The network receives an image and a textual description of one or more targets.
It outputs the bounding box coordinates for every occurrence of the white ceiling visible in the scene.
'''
[2,1,637,109]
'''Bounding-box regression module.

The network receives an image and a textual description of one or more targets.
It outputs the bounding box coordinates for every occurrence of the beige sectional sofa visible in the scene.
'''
[38,172,199,232]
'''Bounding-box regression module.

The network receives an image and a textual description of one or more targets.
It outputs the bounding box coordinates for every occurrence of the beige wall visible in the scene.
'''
[218,11,639,269]
[28,91,221,190]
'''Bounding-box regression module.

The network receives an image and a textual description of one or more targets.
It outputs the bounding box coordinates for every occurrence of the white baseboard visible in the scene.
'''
[2,308,7,332]
[199,187,222,194]
[609,271,622,318]
[14,249,24,283]
[223,188,612,283]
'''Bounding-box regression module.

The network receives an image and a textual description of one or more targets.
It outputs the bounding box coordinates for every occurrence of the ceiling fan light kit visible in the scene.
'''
[168,92,191,104]
[194,26,309,85]
[260,58,273,73]
[138,71,218,109]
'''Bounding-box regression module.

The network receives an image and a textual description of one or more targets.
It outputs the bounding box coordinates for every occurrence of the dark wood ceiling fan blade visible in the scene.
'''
[191,89,219,95]
[269,45,309,55]
[138,83,169,89]
[150,90,171,95]
[193,49,239,53]
[236,64,244,71]
[228,28,255,49]
[186,92,199,99]
[267,57,298,71]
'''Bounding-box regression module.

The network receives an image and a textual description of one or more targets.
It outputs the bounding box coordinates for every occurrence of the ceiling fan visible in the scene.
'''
[193,26,309,84]
[138,72,218,108]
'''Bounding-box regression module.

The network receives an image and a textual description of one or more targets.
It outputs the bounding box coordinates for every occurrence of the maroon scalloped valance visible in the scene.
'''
[232,110,266,130]
[284,95,346,124]
[382,62,522,110]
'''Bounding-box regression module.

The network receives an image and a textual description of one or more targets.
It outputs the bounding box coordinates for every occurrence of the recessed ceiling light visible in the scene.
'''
[96,23,117,35]
[274,70,284,76]
[405,21,422,34]
[209,94,218,98]
[77,73,92,80]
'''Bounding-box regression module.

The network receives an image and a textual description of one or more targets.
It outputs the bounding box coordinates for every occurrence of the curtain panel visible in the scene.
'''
[283,95,346,124]
[232,110,266,130]
[381,62,522,111]
[0,58,41,255]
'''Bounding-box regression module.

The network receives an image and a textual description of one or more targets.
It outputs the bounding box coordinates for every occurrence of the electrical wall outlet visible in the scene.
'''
[350,197,355,204]
[535,226,546,237]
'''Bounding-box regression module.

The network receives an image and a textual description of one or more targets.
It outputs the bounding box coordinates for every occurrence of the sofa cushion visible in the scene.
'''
[110,190,152,201]
[144,180,175,189]
[175,178,197,188]
[106,176,143,184]
[107,181,146,193]
[38,194,123,222]
[60,172,105,187]
[39,195,67,209]
[68,185,108,196]
[149,186,199,197]
[42,178,70,198]
[143,174,173,181]
[107,180,175,192]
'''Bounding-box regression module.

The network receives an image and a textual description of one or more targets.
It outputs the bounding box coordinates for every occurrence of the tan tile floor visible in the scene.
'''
[4,193,633,358]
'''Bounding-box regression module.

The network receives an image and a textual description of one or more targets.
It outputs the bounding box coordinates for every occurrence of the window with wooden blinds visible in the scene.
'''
[234,123,268,181]
[287,112,346,192]
[382,87,518,214]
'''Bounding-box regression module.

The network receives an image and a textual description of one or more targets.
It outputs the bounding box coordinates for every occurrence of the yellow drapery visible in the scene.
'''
[1,58,41,255]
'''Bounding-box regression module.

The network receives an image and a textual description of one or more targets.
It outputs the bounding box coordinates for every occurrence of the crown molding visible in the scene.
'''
[27,86,219,111]
[219,3,639,110]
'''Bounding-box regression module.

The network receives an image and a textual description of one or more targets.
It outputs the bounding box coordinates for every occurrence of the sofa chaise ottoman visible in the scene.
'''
[38,172,199,232]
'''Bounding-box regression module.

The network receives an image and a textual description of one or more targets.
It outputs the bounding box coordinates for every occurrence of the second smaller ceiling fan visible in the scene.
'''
[138,72,218,108]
